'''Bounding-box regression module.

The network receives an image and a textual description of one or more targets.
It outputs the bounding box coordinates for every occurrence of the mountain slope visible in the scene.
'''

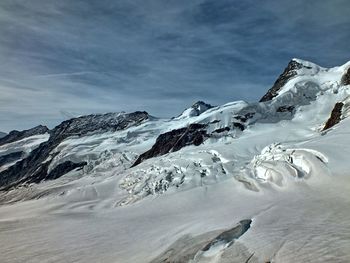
[0,111,149,191]
[0,59,350,263]
[0,125,48,146]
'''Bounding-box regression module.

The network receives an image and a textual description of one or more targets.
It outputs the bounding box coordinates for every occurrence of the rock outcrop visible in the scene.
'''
[0,151,23,167]
[151,219,252,263]
[323,102,344,131]
[177,101,213,118]
[276,105,295,113]
[132,123,208,167]
[260,60,305,102]
[213,127,230,133]
[190,101,213,116]
[42,161,87,182]
[48,111,149,141]
[201,219,252,252]
[341,67,350,86]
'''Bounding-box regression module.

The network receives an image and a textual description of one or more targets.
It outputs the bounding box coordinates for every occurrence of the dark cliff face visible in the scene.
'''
[48,111,149,142]
[176,101,214,118]
[0,111,149,191]
[341,67,350,86]
[323,102,344,131]
[276,105,295,113]
[132,123,208,167]
[0,125,49,146]
[0,151,23,167]
[37,161,87,182]
[259,60,306,102]
[190,101,213,116]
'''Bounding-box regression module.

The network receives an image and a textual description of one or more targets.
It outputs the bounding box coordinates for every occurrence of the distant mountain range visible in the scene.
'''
[1,58,350,263]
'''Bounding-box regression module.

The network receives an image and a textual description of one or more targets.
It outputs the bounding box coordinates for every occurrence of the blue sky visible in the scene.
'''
[0,0,349,132]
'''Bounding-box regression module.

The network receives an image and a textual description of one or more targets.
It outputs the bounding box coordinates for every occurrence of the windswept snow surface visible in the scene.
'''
[1,59,350,262]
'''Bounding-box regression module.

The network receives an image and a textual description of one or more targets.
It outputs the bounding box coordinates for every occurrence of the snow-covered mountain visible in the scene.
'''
[1,59,350,263]
[176,101,214,119]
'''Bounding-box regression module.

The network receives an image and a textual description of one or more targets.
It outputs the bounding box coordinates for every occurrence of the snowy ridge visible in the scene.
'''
[1,59,350,262]
[176,101,214,119]
[1,59,350,198]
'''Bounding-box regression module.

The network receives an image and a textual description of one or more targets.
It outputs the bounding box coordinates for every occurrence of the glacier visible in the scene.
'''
[0,59,350,262]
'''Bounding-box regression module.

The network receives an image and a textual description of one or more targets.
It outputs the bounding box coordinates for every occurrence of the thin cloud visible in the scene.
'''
[0,0,349,132]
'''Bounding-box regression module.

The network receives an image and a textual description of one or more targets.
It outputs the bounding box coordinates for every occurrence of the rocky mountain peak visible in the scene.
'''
[191,101,213,112]
[0,125,49,146]
[341,67,350,86]
[177,101,213,119]
[259,60,304,102]
[259,59,320,103]
[0,111,150,191]
[49,111,149,142]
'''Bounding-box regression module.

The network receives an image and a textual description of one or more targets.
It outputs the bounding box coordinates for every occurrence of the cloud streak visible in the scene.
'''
[0,0,349,131]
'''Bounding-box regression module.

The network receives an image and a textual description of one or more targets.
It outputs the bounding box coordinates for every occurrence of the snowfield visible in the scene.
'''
[1,59,350,262]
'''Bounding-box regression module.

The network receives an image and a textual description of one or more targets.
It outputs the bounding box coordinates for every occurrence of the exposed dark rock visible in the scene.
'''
[44,161,87,181]
[151,219,252,263]
[213,127,230,133]
[150,231,224,263]
[210,119,220,124]
[341,67,350,86]
[276,105,295,113]
[202,219,252,251]
[234,112,255,122]
[177,101,213,118]
[233,122,245,131]
[0,145,52,191]
[132,123,208,167]
[191,101,213,115]
[48,111,149,142]
[0,111,149,191]
[323,102,344,131]
[0,125,49,146]
[0,151,23,167]
[259,60,304,102]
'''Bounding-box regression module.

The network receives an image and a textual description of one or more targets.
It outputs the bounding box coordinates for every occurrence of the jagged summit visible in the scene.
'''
[2,59,350,262]
[192,100,213,111]
[0,125,49,147]
[291,58,322,70]
[0,111,150,191]
[49,111,149,141]
[259,59,317,102]
[176,100,213,119]
[1,58,350,191]
[341,66,350,86]
[259,58,350,103]
[2,58,350,192]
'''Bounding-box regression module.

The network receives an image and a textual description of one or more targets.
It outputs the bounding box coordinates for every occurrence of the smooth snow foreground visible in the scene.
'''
[1,59,350,262]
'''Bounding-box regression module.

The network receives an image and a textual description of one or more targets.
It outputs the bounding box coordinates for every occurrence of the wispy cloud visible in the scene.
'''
[0,0,349,131]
